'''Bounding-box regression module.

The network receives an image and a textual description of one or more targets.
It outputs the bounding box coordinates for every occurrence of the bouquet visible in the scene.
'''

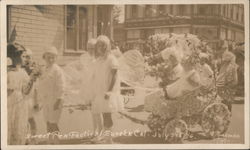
[29,62,43,82]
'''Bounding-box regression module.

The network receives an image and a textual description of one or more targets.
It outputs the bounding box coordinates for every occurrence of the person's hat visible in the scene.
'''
[43,46,58,55]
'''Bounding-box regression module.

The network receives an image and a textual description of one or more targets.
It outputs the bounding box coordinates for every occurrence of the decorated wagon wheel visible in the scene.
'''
[163,119,188,143]
[147,114,169,134]
[201,103,231,139]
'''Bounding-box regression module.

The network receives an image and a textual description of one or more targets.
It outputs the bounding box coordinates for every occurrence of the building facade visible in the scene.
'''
[7,5,113,65]
[113,22,127,52]
[124,4,244,50]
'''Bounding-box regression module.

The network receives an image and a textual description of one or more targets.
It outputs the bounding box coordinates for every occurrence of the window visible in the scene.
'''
[66,5,88,52]
[236,5,239,21]
[170,5,173,14]
[223,5,226,17]
[230,6,233,19]
[131,5,138,18]
[198,5,206,15]
[239,4,244,17]
[173,27,189,34]
[145,5,152,17]
[178,5,185,16]
[211,5,219,16]
[155,28,170,34]
[221,28,226,40]
[241,13,244,23]
[127,30,140,39]
[208,5,216,16]
[231,30,235,40]
[145,29,154,38]
[158,5,165,16]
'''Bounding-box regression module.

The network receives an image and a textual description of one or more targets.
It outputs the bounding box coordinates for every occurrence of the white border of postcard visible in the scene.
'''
[1,0,249,149]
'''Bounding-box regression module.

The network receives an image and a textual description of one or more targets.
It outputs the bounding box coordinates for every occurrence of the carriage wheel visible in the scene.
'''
[147,114,169,133]
[163,119,188,143]
[201,103,231,138]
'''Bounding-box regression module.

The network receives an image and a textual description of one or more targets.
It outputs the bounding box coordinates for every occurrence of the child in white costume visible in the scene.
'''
[79,39,97,105]
[35,46,65,134]
[90,35,122,143]
[79,39,104,135]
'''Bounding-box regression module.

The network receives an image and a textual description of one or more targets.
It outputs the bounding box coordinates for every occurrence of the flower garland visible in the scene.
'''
[144,33,212,87]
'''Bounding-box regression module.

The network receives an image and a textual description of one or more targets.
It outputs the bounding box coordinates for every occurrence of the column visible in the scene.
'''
[93,5,97,37]
[109,5,114,40]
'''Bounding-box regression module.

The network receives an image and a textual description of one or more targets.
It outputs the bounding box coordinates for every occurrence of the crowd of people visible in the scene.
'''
[7,33,239,145]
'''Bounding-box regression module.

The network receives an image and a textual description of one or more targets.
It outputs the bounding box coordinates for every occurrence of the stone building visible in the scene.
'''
[124,4,244,50]
[7,5,113,65]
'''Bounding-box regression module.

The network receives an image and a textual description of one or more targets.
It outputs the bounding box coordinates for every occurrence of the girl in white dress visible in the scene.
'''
[7,47,31,145]
[35,47,65,136]
[79,39,104,135]
[90,35,121,143]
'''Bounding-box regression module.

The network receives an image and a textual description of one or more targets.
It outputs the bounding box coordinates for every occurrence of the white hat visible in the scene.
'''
[44,46,58,55]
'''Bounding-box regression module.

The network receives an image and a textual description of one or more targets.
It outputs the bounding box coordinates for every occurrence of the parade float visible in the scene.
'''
[57,33,232,143]
[119,33,232,143]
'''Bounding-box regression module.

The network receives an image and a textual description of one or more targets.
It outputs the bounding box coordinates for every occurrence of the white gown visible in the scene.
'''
[7,68,29,145]
[90,54,121,113]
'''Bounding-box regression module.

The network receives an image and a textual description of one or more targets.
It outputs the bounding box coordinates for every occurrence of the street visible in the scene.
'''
[32,89,245,144]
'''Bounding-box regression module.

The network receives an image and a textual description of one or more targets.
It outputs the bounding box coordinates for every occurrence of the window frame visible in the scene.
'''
[64,5,88,54]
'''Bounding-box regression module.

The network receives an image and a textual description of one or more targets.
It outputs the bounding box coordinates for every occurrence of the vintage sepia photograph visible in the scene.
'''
[1,0,249,149]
